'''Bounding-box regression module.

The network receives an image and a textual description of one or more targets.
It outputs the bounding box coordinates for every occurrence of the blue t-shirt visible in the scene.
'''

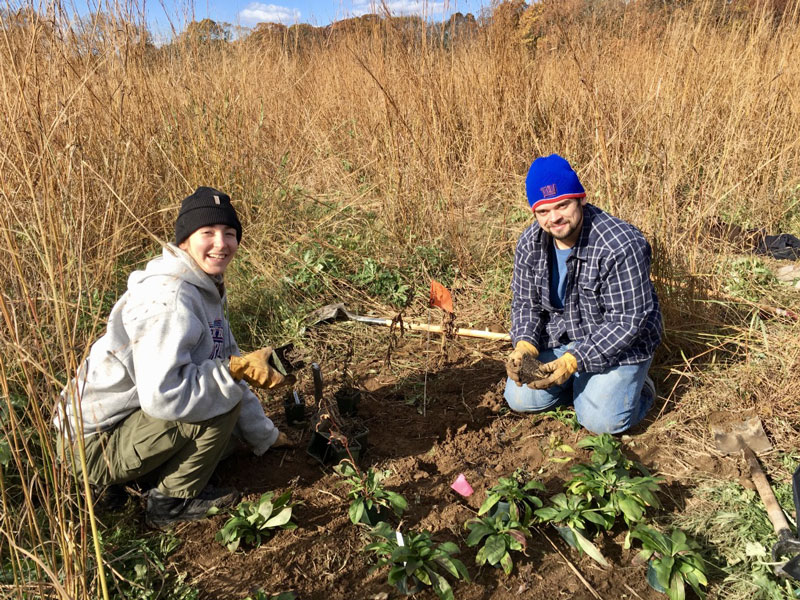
[549,244,572,309]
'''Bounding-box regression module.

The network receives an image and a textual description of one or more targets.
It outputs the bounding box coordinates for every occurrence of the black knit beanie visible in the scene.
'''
[174,186,242,246]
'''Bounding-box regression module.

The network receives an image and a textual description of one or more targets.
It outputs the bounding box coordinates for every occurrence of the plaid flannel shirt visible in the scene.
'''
[510,204,662,373]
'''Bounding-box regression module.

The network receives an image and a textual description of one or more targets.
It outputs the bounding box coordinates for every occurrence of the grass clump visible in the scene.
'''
[671,476,800,600]
[102,528,198,600]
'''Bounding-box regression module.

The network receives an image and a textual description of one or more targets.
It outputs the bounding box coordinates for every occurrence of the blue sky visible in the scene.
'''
[145,0,485,33]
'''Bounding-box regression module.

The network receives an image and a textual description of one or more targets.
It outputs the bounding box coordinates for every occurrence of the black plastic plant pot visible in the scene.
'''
[360,503,394,527]
[489,500,511,523]
[352,426,369,449]
[395,576,423,596]
[646,560,666,593]
[306,430,362,465]
[334,386,361,416]
[553,525,579,549]
[283,391,306,427]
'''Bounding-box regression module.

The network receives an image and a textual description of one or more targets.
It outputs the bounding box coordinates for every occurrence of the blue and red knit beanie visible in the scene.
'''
[525,154,585,211]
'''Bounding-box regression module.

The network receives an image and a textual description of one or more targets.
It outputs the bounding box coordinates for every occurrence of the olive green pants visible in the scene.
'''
[71,403,241,499]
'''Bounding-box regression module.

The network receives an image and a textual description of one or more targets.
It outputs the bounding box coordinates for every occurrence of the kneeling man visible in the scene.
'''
[505,154,662,434]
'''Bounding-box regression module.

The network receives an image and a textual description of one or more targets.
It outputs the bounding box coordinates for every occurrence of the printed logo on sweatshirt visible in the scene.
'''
[209,319,225,359]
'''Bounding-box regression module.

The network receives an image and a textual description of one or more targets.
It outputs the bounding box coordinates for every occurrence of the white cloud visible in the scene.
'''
[351,0,447,17]
[239,3,301,26]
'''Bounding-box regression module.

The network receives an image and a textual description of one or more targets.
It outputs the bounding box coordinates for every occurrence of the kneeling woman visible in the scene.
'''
[55,187,288,526]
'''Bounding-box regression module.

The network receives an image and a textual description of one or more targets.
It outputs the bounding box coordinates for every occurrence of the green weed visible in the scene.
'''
[671,478,800,600]
[349,258,412,307]
[537,407,580,432]
[719,257,777,302]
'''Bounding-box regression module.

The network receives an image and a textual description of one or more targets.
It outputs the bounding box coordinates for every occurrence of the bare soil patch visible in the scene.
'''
[153,337,709,599]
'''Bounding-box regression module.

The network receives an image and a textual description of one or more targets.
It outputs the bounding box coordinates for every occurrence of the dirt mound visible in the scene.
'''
[163,339,674,599]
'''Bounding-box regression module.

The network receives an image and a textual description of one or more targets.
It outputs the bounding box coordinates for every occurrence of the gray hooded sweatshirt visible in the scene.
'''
[55,244,279,455]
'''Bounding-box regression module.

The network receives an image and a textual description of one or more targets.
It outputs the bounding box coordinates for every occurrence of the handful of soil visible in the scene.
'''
[518,353,546,384]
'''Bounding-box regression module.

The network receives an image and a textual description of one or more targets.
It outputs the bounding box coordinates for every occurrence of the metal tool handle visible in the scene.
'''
[793,464,800,526]
[349,314,511,341]
[743,446,792,535]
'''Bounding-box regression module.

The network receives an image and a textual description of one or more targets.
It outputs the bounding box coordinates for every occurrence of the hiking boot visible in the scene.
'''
[90,484,128,512]
[146,486,240,527]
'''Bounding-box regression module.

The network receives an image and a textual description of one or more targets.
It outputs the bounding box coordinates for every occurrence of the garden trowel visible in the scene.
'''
[711,415,800,579]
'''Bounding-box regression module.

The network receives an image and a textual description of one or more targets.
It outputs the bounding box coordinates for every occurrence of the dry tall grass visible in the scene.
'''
[2,0,800,596]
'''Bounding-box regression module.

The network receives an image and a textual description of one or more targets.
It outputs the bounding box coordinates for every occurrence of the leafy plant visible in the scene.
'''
[535,492,613,567]
[631,525,708,600]
[670,478,799,600]
[214,491,298,552]
[567,463,663,527]
[720,256,776,301]
[349,258,412,307]
[478,468,545,526]
[576,433,638,470]
[567,434,663,529]
[364,521,469,600]
[465,513,528,574]
[0,437,10,466]
[285,243,341,294]
[333,460,407,524]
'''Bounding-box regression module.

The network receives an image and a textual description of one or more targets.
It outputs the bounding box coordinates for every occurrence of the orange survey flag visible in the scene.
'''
[429,280,454,313]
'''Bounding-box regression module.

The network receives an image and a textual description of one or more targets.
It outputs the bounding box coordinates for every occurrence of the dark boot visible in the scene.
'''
[90,484,128,512]
[146,486,239,527]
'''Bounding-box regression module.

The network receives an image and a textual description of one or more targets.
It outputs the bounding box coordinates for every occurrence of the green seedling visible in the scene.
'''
[364,521,469,600]
[535,492,613,567]
[465,513,529,575]
[333,460,407,524]
[544,433,575,465]
[478,468,545,526]
[539,407,580,431]
[631,525,708,600]
[214,491,298,552]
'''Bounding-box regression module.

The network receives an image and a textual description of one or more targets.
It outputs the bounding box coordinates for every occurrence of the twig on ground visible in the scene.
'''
[537,527,603,600]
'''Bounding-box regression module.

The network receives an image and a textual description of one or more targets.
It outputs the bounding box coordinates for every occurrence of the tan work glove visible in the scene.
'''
[229,348,285,389]
[528,352,578,390]
[506,340,539,386]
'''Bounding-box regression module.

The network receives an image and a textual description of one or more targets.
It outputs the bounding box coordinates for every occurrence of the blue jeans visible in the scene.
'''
[504,345,654,434]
